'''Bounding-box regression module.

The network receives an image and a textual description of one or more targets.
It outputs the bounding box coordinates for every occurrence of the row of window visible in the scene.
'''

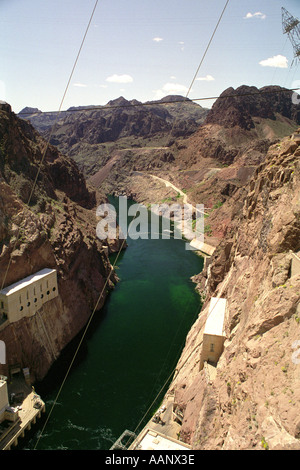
[19,287,56,311]
[18,281,54,305]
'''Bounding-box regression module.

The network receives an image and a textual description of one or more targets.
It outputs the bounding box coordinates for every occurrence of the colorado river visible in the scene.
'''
[21,198,203,450]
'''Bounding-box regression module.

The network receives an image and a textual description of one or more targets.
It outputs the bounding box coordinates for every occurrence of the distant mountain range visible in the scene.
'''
[19,95,208,176]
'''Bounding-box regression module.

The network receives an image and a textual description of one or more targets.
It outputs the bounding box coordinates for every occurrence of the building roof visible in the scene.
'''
[134,429,192,451]
[204,297,226,336]
[0,269,56,296]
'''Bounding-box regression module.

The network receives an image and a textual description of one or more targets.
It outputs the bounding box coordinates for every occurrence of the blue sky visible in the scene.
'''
[1,0,300,113]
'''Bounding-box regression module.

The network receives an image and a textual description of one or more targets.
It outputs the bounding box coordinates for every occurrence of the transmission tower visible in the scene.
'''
[282,7,300,64]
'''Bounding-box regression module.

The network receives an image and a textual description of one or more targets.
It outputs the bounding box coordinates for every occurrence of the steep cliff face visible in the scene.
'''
[169,131,300,450]
[205,85,300,130]
[0,103,119,382]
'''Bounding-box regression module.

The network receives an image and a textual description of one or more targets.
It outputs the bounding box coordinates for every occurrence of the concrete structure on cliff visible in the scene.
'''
[200,297,227,370]
[0,374,45,450]
[0,268,58,324]
[0,269,55,448]
[0,376,20,445]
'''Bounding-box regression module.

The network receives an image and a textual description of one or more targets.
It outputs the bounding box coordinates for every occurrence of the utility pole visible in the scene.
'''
[282,7,300,65]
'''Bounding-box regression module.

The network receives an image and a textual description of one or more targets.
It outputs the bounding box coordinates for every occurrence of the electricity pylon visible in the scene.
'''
[282,7,300,65]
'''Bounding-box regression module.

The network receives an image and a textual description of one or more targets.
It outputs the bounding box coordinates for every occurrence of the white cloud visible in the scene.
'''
[244,11,266,20]
[73,83,87,87]
[153,37,163,42]
[106,74,133,83]
[196,74,215,81]
[259,54,288,68]
[153,82,189,99]
[162,83,189,94]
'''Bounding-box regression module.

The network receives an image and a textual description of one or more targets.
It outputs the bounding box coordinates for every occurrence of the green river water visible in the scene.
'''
[21,198,203,450]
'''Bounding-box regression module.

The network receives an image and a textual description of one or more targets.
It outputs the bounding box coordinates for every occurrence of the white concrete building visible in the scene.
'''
[0,377,9,422]
[0,268,58,324]
[200,297,227,370]
[0,376,19,426]
[130,429,192,451]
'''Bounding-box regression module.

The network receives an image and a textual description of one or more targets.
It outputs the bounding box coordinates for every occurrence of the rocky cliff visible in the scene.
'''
[0,103,119,382]
[168,131,300,450]
[206,85,300,130]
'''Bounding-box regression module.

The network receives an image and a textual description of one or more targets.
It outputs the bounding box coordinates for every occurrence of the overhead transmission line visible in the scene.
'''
[34,0,231,451]
[8,0,299,451]
[120,0,232,449]
[19,2,102,451]
[17,86,300,117]
[0,0,99,294]
[32,0,299,450]
[185,0,229,98]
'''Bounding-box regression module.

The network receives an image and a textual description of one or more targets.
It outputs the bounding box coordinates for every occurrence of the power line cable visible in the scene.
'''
[1,0,99,447]
[17,86,300,117]
[126,282,230,447]
[0,0,99,294]
[122,0,232,448]
[7,0,297,451]
[34,234,128,449]
[34,196,145,449]
[185,0,230,99]
[127,266,233,448]
[143,271,202,419]
[36,0,231,450]
[32,3,101,450]
[123,2,231,439]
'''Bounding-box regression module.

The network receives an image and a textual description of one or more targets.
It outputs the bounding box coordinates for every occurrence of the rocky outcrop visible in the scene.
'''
[168,131,300,450]
[0,104,119,382]
[206,85,300,130]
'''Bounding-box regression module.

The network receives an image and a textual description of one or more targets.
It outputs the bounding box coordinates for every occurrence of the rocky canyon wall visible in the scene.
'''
[169,132,300,450]
[0,103,119,382]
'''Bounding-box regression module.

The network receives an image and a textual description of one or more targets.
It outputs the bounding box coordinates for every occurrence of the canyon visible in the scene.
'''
[1,83,300,450]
